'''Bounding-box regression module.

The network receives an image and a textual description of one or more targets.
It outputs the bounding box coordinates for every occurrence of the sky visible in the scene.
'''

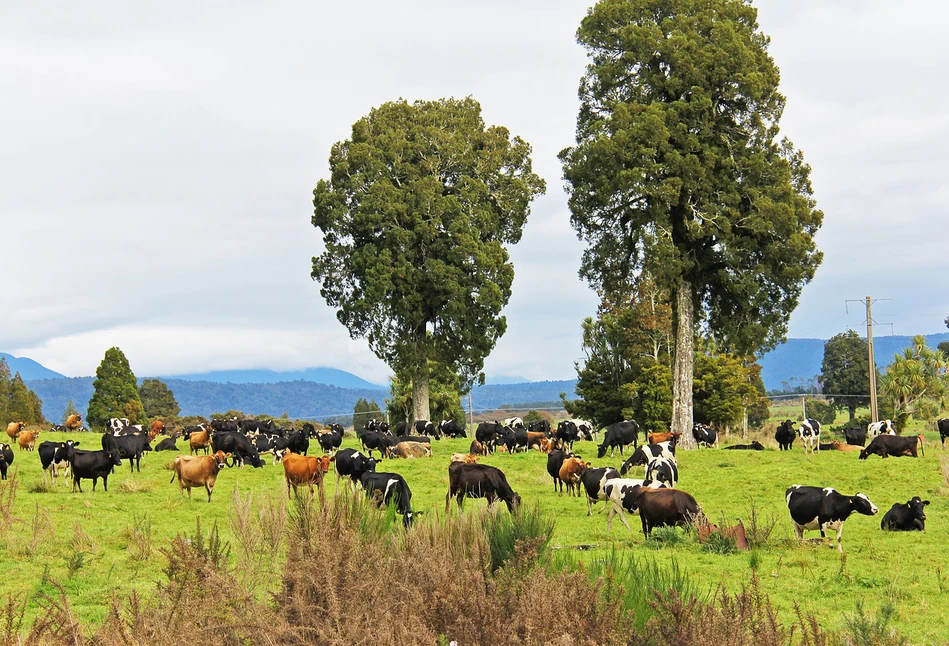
[2,1,948,384]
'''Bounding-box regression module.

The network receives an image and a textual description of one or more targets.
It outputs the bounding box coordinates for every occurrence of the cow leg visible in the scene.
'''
[640,515,650,538]
[834,524,844,553]
[792,523,804,541]
[287,481,292,500]
[587,496,594,516]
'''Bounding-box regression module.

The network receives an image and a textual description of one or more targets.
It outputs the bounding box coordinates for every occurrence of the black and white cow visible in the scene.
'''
[475,422,503,454]
[645,456,678,488]
[39,440,76,484]
[359,430,396,460]
[439,420,467,439]
[692,423,717,448]
[334,448,376,491]
[597,420,640,458]
[570,419,596,442]
[774,420,796,451]
[0,443,13,480]
[619,442,675,475]
[799,419,821,454]
[360,471,420,528]
[880,496,929,531]
[106,418,130,435]
[414,420,440,439]
[939,418,949,448]
[503,417,525,430]
[867,420,896,437]
[317,428,343,453]
[579,466,620,515]
[785,484,879,552]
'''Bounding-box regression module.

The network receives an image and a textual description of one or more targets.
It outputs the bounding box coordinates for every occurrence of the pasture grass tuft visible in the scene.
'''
[645,525,688,549]
[842,600,908,646]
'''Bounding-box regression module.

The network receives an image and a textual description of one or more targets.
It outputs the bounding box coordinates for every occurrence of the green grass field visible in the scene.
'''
[2,417,947,642]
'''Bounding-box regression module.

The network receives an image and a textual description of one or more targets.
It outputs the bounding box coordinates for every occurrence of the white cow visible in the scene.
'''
[867,420,896,437]
[799,419,821,454]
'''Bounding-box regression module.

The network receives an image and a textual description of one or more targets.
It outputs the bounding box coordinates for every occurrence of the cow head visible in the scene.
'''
[907,496,929,522]
[107,450,123,467]
[853,493,879,516]
[506,492,522,514]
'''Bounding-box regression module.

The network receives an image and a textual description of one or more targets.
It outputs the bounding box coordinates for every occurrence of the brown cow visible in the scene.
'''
[388,441,432,459]
[859,434,924,459]
[6,421,25,440]
[17,429,39,451]
[469,439,487,456]
[832,440,862,453]
[168,451,229,502]
[696,515,749,550]
[282,452,334,500]
[149,420,165,440]
[648,431,681,445]
[627,486,700,538]
[189,427,211,455]
[559,457,589,497]
[525,431,547,451]
[538,438,555,454]
[65,414,83,432]
[450,453,480,464]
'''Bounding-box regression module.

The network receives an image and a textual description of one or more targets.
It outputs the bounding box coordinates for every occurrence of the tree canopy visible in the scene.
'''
[87,347,144,428]
[820,330,871,420]
[879,335,947,428]
[0,358,45,425]
[312,97,545,422]
[139,378,181,420]
[560,0,822,446]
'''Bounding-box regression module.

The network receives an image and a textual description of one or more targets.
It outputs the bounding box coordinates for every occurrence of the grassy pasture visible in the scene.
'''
[2,422,948,642]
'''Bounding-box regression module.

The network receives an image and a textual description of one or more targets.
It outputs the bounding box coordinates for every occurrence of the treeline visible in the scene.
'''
[0,358,46,425]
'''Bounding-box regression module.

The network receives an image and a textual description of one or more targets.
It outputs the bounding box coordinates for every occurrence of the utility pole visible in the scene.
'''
[866,296,879,422]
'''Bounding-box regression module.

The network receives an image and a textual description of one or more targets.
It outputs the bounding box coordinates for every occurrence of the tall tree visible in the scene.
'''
[8,373,36,424]
[386,361,465,426]
[560,0,823,447]
[820,330,871,420]
[139,378,181,420]
[312,98,545,422]
[693,352,758,434]
[879,335,947,429]
[0,358,10,423]
[87,347,145,428]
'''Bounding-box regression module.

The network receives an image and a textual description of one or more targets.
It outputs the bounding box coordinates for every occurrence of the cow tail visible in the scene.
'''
[918,435,925,457]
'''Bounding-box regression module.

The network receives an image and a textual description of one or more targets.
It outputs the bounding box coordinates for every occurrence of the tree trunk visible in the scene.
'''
[672,277,696,449]
[411,362,432,424]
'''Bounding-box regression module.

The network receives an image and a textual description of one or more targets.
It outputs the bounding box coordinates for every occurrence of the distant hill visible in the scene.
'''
[0,353,65,380]
[470,380,576,412]
[159,367,386,390]
[759,332,949,392]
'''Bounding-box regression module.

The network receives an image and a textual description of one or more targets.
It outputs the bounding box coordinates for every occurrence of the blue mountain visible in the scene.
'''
[157,367,386,390]
[0,353,65,380]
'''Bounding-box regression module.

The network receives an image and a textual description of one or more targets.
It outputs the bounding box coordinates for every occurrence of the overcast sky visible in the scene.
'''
[3,1,947,383]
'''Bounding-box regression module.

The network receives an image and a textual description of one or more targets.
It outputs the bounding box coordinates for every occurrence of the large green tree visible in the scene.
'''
[560,0,823,447]
[820,330,871,420]
[385,362,465,426]
[87,347,145,428]
[139,378,181,420]
[353,398,383,430]
[312,98,545,423]
[879,335,947,428]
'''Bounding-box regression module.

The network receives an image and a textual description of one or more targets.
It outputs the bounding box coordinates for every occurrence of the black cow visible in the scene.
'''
[723,441,765,451]
[844,426,868,447]
[414,420,440,439]
[361,471,420,527]
[692,423,717,448]
[210,418,240,434]
[360,430,395,460]
[528,420,551,436]
[597,420,640,458]
[546,449,571,493]
[619,442,675,475]
[210,432,264,468]
[785,484,879,552]
[39,440,76,484]
[439,420,467,439]
[446,463,521,513]
[153,437,179,452]
[68,446,123,492]
[556,421,580,450]
[317,429,343,453]
[495,426,517,453]
[334,448,376,491]
[881,497,930,531]
[775,420,796,450]
[580,466,620,516]
[859,434,923,459]
[0,443,13,480]
[475,422,503,454]
[101,433,151,473]
[275,429,309,456]
[393,421,407,437]
[938,418,949,447]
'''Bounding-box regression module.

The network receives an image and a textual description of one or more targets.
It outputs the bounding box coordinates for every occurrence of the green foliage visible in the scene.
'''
[385,362,464,425]
[86,347,145,428]
[0,361,45,426]
[693,353,759,430]
[623,362,673,434]
[353,397,383,429]
[842,600,908,646]
[804,399,836,426]
[482,502,554,573]
[645,526,689,549]
[312,97,546,417]
[879,335,948,425]
[138,378,180,421]
[61,401,80,425]
[822,330,872,420]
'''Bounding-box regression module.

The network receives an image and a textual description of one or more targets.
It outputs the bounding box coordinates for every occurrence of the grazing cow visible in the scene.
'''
[67,446,123,493]
[623,485,700,538]
[774,420,796,451]
[938,418,949,447]
[188,426,212,455]
[546,449,571,493]
[6,421,25,440]
[334,448,376,491]
[602,478,664,531]
[555,421,581,450]
[414,420,440,439]
[210,432,264,468]
[880,497,930,531]
[645,456,678,488]
[469,439,488,456]
[388,441,432,459]
[799,419,821,454]
[360,430,395,460]
[559,457,589,497]
[101,433,151,472]
[580,466,620,516]
[619,442,675,475]
[597,420,640,458]
[450,453,480,464]
[153,437,179,452]
[446,463,521,513]
[440,420,467,439]
[0,443,13,480]
[17,429,40,451]
[723,441,765,451]
[648,431,680,446]
[168,451,229,502]
[844,426,868,447]
[150,420,165,438]
[503,417,525,430]
[494,425,518,453]
[38,440,76,484]
[282,452,333,499]
[693,423,717,448]
[361,471,420,527]
[475,422,503,454]
[831,441,862,453]
[50,424,67,433]
[785,484,879,552]
[65,414,84,432]
[317,428,343,454]
[868,420,896,437]
[859,434,923,459]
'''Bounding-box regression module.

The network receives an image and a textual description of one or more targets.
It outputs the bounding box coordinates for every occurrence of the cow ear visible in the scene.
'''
[924,500,931,505]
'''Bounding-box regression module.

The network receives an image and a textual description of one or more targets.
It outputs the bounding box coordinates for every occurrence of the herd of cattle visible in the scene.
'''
[0,412,945,549]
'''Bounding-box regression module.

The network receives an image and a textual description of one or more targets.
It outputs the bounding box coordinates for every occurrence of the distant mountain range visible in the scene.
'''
[159,367,386,390]
[0,353,66,380]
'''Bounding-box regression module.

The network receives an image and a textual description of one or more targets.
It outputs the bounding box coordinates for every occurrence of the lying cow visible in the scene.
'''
[387,441,432,459]
[723,441,764,451]
[831,441,862,453]
[785,484,878,552]
[880,496,929,531]
[449,453,480,464]
[859,434,923,459]
[168,451,229,502]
